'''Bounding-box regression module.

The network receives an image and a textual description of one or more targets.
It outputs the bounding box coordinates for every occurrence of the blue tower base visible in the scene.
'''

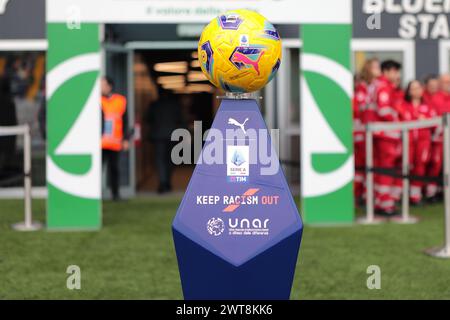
[173,228,302,300]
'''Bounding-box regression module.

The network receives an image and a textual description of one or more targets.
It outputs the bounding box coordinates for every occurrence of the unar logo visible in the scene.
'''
[228,217,270,236]
[228,218,270,229]
[206,217,225,236]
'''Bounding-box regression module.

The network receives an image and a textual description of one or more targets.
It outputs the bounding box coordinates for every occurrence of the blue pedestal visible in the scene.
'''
[172,98,303,300]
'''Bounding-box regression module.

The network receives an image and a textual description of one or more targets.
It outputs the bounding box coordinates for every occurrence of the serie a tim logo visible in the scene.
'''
[227,176,248,183]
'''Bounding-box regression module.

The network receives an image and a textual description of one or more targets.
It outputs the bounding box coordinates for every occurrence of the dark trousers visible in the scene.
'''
[154,140,173,190]
[103,149,120,199]
[0,136,16,170]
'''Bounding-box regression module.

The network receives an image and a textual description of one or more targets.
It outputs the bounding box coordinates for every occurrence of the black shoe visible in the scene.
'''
[426,196,438,204]
[157,185,171,194]
[157,185,165,194]
[375,209,399,218]
[410,200,423,207]
[356,197,366,208]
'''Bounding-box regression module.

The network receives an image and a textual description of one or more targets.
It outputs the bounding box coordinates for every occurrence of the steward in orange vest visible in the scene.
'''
[101,93,127,151]
[101,76,128,201]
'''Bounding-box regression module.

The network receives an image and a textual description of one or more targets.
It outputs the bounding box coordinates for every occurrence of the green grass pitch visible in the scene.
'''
[0,197,449,299]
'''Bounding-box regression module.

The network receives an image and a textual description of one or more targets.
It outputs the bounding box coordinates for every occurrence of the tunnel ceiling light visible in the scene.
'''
[174,83,214,94]
[190,59,201,68]
[186,84,214,91]
[188,71,207,82]
[191,51,198,59]
[157,75,185,85]
[154,61,188,73]
[162,81,186,89]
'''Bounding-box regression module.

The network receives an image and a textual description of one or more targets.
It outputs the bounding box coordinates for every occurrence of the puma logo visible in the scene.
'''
[228,117,249,134]
[231,51,265,75]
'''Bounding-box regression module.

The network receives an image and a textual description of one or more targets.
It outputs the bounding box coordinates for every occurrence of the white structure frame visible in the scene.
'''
[439,40,450,74]
[0,125,42,230]
[351,38,416,83]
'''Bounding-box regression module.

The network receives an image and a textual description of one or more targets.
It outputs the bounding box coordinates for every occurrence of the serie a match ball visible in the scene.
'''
[198,9,282,93]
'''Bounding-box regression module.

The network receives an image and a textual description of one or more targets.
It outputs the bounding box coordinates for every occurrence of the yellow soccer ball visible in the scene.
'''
[198,9,282,93]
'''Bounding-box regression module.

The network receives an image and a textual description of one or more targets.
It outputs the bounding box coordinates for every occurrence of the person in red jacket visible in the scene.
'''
[373,60,402,216]
[401,80,436,205]
[423,75,439,106]
[426,74,450,201]
[353,58,381,204]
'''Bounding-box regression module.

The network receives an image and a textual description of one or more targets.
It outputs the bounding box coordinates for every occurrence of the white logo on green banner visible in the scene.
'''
[301,24,354,224]
[46,23,101,229]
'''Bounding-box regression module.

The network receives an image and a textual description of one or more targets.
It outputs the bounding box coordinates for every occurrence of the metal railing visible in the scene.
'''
[426,114,450,257]
[0,124,42,231]
[361,117,442,225]
[357,115,450,258]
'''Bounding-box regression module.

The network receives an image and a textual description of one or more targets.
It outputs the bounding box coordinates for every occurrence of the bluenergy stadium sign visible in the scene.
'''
[363,0,450,39]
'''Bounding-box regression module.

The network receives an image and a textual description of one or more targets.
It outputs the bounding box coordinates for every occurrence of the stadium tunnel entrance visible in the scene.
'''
[133,49,217,193]
[103,24,222,196]
[104,45,217,195]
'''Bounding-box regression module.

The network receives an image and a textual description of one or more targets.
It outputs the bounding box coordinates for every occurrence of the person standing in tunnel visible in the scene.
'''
[146,88,186,194]
[101,76,129,201]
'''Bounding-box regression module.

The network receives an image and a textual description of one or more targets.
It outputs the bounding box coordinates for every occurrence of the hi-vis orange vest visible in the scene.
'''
[101,94,127,151]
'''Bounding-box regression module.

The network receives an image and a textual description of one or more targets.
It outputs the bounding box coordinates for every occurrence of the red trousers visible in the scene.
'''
[374,138,400,213]
[410,138,431,203]
[354,141,366,201]
[426,142,443,198]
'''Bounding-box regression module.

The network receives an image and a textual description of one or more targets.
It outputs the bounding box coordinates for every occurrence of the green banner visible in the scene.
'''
[300,24,354,224]
[46,23,101,230]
